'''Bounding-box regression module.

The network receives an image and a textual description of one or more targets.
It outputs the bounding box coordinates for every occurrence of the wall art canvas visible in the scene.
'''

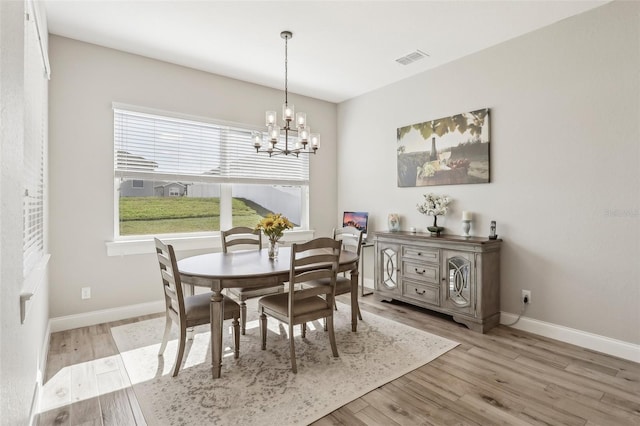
[396,108,490,187]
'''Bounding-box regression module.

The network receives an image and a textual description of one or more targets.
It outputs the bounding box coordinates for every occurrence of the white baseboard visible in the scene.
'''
[49,300,165,333]
[500,312,640,363]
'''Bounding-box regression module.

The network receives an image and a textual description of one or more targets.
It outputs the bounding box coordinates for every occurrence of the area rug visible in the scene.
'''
[111,301,458,426]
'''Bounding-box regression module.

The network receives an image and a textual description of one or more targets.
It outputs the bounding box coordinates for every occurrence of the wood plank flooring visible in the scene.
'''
[38,294,640,425]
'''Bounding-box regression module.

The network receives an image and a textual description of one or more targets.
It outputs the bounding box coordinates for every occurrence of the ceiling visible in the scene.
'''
[44,1,609,103]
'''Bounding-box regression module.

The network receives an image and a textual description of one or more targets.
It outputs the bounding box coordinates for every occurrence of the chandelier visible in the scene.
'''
[253,31,320,157]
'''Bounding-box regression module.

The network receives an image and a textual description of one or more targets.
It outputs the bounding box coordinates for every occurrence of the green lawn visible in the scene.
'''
[119,197,264,235]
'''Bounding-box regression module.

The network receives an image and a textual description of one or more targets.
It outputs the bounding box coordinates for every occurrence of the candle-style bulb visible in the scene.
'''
[283,103,295,122]
[265,111,277,126]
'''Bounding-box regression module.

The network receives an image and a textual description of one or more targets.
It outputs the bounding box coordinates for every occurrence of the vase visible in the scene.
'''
[461,220,471,237]
[268,240,279,259]
[388,213,400,232]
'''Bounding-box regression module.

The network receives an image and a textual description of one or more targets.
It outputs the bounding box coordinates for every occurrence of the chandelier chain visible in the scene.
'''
[284,34,288,105]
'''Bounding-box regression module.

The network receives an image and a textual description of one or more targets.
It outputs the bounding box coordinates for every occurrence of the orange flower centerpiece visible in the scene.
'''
[255,213,294,259]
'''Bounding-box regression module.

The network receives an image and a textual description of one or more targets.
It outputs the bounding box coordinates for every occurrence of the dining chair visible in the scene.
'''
[222,226,285,335]
[305,226,363,322]
[154,237,240,377]
[258,237,342,373]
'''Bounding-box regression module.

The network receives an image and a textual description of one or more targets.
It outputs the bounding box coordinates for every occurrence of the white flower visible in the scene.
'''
[417,193,450,216]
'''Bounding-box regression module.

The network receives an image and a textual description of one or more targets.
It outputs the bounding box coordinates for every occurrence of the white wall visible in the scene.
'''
[0,1,51,424]
[338,1,639,345]
[48,36,337,318]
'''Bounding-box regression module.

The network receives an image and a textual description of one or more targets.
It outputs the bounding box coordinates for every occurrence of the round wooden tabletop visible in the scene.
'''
[178,247,358,281]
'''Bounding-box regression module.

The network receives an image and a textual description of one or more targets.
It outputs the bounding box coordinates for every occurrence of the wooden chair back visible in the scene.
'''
[334,226,363,257]
[221,226,262,253]
[154,237,186,324]
[288,237,341,320]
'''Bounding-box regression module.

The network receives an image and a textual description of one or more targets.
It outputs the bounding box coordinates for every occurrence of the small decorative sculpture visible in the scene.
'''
[489,220,498,240]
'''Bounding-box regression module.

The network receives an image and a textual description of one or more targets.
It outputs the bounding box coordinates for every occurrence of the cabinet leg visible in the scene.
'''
[452,313,499,334]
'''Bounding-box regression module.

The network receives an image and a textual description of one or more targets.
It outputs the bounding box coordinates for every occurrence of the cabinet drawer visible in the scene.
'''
[403,281,440,306]
[403,246,439,263]
[403,260,439,284]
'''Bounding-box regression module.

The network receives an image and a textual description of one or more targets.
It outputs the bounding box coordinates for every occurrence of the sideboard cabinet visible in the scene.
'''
[374,231,502,333]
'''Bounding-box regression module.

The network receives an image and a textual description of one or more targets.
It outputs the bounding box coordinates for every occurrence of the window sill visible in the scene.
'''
[105,230,316,256]
[20,253,51,324]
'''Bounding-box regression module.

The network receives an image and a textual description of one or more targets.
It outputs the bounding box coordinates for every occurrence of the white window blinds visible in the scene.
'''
[114,106,309,185]
[23,4,47,277]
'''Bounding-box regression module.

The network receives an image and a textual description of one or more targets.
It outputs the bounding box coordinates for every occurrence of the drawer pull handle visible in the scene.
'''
[415,268,425,275]
[414,288,426,295]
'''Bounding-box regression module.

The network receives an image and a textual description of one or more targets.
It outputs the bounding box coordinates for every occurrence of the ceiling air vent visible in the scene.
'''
[395,49,430,66]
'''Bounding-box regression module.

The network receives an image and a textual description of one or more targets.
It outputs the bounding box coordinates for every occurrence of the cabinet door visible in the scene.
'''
[376,242,400,294]
[442,250,475,315]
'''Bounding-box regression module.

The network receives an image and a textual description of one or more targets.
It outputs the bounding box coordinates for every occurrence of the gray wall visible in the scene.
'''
[0,1,50,424]
[338,1,639,344]
[48,36,337,317]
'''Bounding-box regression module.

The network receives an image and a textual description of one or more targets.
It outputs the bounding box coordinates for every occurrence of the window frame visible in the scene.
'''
[112,103,310,242]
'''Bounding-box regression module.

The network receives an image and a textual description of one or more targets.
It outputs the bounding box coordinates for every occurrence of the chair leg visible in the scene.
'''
[301,322,306,338]
[240,301,247,335]
[289,323,297,374]
[232,316,240,359]
[260,310,267,350]
[172,325,187,377]
[158,315,172,356]
[186,327,195,341]
[357,304,363,321]
[183,284,195,297]
[326,315,339,358]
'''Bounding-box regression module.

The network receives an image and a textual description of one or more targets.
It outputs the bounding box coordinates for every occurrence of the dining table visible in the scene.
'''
[177,246,360,379]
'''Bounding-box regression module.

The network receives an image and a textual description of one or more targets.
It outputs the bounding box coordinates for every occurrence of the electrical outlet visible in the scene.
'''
[522,290,531,304]
[81,287,91,300]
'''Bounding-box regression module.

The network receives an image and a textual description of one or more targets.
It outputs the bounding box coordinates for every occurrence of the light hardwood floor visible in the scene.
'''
[38,294,640,425]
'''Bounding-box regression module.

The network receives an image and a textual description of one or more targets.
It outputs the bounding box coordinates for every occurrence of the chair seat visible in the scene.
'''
[184,292,240,323]
[259,292,329,317]
[306,276,351,295]
[228,284,284,300]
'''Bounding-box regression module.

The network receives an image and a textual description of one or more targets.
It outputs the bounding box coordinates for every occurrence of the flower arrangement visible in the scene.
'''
[417,193,451,233]
[417,193,450,216]
[255,213,294,243]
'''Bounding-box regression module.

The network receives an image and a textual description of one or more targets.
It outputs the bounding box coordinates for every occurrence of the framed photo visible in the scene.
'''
[396,108,490,187]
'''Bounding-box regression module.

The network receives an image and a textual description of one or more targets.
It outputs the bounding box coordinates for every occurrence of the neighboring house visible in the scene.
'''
[154,182,187,197]
[117,150,162,196]
[120,179,188,197]
[119,179,155,197]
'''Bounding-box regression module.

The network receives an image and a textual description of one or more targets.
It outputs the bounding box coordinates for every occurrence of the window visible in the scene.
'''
[23,3,48,276]
[114,105,309,237]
